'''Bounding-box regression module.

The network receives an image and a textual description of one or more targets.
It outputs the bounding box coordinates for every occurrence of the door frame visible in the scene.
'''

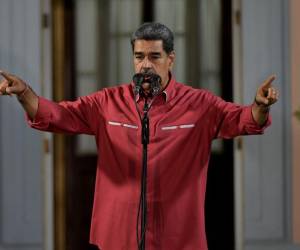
[232,0,244,249]
[41,0,55,249]
[52,0,68,249]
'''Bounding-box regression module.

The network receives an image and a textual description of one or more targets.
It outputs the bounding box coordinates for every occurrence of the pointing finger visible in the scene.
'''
[0,70,15,84]
[261,74,276,89]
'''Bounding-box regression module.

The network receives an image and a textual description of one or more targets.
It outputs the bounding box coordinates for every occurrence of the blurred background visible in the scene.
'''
[0,0,299,249]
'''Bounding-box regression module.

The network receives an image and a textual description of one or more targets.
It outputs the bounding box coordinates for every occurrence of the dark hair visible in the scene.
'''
[130,22,174,54]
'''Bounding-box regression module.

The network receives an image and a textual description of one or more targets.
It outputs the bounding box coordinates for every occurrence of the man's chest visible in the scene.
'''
[101,99,213,144]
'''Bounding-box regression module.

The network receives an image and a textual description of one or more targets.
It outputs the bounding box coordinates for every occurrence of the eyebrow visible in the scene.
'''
[134,51,161,56]
[150,52,161,56]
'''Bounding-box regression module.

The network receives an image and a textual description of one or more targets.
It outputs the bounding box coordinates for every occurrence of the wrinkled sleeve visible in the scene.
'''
[208,94,271,139]
[26,92,103,135]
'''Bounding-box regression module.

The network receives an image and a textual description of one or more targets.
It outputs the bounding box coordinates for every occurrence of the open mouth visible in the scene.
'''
[141,73,157,83]
[143,75,152,83]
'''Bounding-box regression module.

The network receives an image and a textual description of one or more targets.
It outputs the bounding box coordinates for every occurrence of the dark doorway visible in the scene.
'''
[59,0,234,249]
[204,1,235,250]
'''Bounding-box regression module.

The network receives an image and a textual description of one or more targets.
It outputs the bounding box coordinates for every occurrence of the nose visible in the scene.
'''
[141,57,152,70]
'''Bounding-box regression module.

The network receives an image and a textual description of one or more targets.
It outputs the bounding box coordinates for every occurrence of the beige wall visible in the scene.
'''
[291,0,300,244]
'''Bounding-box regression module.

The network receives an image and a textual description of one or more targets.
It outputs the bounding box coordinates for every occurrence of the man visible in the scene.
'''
[0,23,278,250]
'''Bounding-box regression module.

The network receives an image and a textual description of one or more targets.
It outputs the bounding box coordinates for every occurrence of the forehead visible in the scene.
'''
[133,39,164,52]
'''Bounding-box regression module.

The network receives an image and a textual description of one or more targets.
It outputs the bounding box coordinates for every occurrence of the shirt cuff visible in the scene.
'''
[26,96,52,130]
[242,104,272,134]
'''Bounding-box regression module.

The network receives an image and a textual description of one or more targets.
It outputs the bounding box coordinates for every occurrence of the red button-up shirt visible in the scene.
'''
[27,77,270,250]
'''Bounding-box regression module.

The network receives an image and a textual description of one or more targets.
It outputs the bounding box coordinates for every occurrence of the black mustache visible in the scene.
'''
[141,69,155,74]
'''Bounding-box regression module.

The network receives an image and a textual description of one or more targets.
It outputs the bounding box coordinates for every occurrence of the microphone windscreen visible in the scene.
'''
[133,73,144,86]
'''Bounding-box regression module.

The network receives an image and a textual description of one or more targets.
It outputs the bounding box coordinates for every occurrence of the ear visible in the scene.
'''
[168,51,175,71]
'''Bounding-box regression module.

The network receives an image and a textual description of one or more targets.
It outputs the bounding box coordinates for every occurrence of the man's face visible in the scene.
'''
[133,40,175,92]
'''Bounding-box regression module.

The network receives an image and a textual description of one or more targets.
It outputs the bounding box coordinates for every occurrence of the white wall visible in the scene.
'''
[239,0,299,249]
[0,0,44,249]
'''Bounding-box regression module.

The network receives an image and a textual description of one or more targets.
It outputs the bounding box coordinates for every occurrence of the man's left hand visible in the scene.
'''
[255,74,279,107]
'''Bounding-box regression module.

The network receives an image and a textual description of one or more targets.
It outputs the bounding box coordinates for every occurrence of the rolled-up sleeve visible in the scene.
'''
[26,94,102,135]
[238,104,271,134]
[27,97,53,130]
[209,94,271,139]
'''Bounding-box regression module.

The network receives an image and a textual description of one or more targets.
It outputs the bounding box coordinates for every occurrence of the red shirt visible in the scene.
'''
[27,77,270,250]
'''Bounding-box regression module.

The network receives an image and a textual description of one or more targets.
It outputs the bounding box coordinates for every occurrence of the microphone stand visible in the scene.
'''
[133,73,161,250]
[139,101,150,250]
[134,98,150,250]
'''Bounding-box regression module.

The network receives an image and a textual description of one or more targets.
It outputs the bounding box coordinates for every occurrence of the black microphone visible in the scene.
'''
[132,73,162,96]
[150,74,161,96]
[133,73,144,96]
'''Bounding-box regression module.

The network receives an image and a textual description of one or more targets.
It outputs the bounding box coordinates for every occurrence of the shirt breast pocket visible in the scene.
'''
[156,122,197,141]
[106,119,140,144]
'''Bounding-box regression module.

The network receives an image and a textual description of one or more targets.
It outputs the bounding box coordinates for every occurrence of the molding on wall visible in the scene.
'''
[290,0,300,244]
[232,0,244,249]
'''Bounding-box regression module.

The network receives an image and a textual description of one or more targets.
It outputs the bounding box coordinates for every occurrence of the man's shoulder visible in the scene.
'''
[78,83,131,106]
[99,82,129,92]
[91,83,132,97]
[175,81,216,98]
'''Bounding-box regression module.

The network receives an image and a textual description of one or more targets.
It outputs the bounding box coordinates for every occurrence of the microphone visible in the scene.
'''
[133,73,144,95]
[150,74,161,96]
[132,73,162,96]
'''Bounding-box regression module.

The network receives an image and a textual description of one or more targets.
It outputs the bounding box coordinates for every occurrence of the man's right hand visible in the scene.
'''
[0,70,39,119]
[0,70,27,96]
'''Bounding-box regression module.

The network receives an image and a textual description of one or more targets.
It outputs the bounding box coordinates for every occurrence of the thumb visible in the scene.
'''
[5,85,19,95]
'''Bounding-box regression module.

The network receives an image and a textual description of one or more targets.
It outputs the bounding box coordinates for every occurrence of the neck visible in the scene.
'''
[161,73,171,92]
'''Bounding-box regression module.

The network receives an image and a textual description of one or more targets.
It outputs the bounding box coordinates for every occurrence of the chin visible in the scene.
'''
[142,82,150,89]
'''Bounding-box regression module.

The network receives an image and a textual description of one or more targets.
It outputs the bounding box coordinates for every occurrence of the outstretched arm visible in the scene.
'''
[252,75,279,126]
[0,70,38,119]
